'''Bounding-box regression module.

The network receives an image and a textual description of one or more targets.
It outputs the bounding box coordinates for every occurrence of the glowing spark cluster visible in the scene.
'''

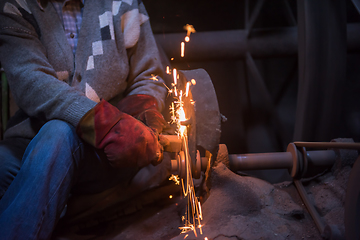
[180,24,196,58]
[149,74,159,81]
[169,174,180,185]
[167,68,203,237]
[165,24,203,238]
[183,24,196,42]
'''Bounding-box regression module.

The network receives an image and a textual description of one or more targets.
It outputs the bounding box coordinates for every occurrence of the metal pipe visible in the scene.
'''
[306,150,337,167]
[228,150,336,172]
[229,152,293,170]
[295,141,360,150]
[294,179,326,234]
[154,23,360,62]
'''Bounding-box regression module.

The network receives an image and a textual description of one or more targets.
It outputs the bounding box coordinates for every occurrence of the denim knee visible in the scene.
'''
[37,120,78,143]
[24,120,85,169]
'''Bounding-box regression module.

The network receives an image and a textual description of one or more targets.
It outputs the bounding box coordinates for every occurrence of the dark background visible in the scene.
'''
[143,0,360,150]
[143,0,360,182]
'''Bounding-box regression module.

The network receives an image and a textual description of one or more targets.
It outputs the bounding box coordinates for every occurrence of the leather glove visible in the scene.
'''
[116,94,173,148]
[76,100,163,168]
[116,94,167,135]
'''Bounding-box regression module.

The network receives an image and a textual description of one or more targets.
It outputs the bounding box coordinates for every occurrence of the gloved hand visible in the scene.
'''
[76,100,163,168]
[116,94,167,136]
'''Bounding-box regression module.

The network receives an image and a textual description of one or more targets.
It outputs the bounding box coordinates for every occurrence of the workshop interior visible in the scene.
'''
[1,0,360,239]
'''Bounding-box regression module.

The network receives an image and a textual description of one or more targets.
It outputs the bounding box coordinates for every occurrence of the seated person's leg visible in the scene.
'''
[0,137,30,199]
[0,119,138,239]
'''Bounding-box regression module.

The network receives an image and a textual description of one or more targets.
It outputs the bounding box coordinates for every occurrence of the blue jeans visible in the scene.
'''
[0,120,138,239]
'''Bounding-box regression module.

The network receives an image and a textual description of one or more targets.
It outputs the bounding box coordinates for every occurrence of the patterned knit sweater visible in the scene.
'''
[0,0,167,139]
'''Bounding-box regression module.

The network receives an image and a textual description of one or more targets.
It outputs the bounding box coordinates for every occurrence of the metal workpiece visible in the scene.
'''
[178,69,221,157]
[163,135,182,153]
[163,133,209,179]
[163,68,221,179]
[229,152,293,171]
[294,141,360,150]
[219,143,338,178]
[167,139,346,180]
[169,148,210,179]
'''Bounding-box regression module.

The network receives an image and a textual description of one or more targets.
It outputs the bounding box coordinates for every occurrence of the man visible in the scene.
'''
[0,0,168,238]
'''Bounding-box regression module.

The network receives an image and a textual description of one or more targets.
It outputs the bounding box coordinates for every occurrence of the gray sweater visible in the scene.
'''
[0,0,167,139]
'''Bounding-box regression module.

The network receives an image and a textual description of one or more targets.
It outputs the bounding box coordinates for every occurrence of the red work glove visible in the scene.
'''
[76,100,163,169]
[116,94,167,136]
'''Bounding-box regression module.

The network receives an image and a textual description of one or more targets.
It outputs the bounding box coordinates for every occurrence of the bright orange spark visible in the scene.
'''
[166,44,202,237]
[169,174,180,185]
[183,24,196,41]
[185,82,190,97]
[173,68,177,85]
[149,74,158,81]
[181,42,185,57]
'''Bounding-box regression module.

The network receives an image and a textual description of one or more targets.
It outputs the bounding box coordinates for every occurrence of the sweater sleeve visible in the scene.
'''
[123,1,167,112]
[0,1,97,127]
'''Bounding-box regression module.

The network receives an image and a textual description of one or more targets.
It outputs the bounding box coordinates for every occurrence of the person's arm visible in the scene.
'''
[0,2,96,127]
[122,1,167,112]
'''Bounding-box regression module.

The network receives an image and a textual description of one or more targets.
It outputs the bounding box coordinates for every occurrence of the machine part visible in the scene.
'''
[299,146,308,179]
[345,156,360,240]
[179,69,221,157]
[225,144,337,178]
[287,143,303,179]
[229,151,293,171]
[169,140,359,179]
[294,141,360,150]
[166,69,221,179]
[163,135,182,153]
[168,147,209,180]
[294,179,326,235]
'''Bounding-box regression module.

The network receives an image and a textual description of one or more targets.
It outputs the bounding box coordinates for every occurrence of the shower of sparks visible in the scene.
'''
[168,69,203,237]
[164,23,202,237]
